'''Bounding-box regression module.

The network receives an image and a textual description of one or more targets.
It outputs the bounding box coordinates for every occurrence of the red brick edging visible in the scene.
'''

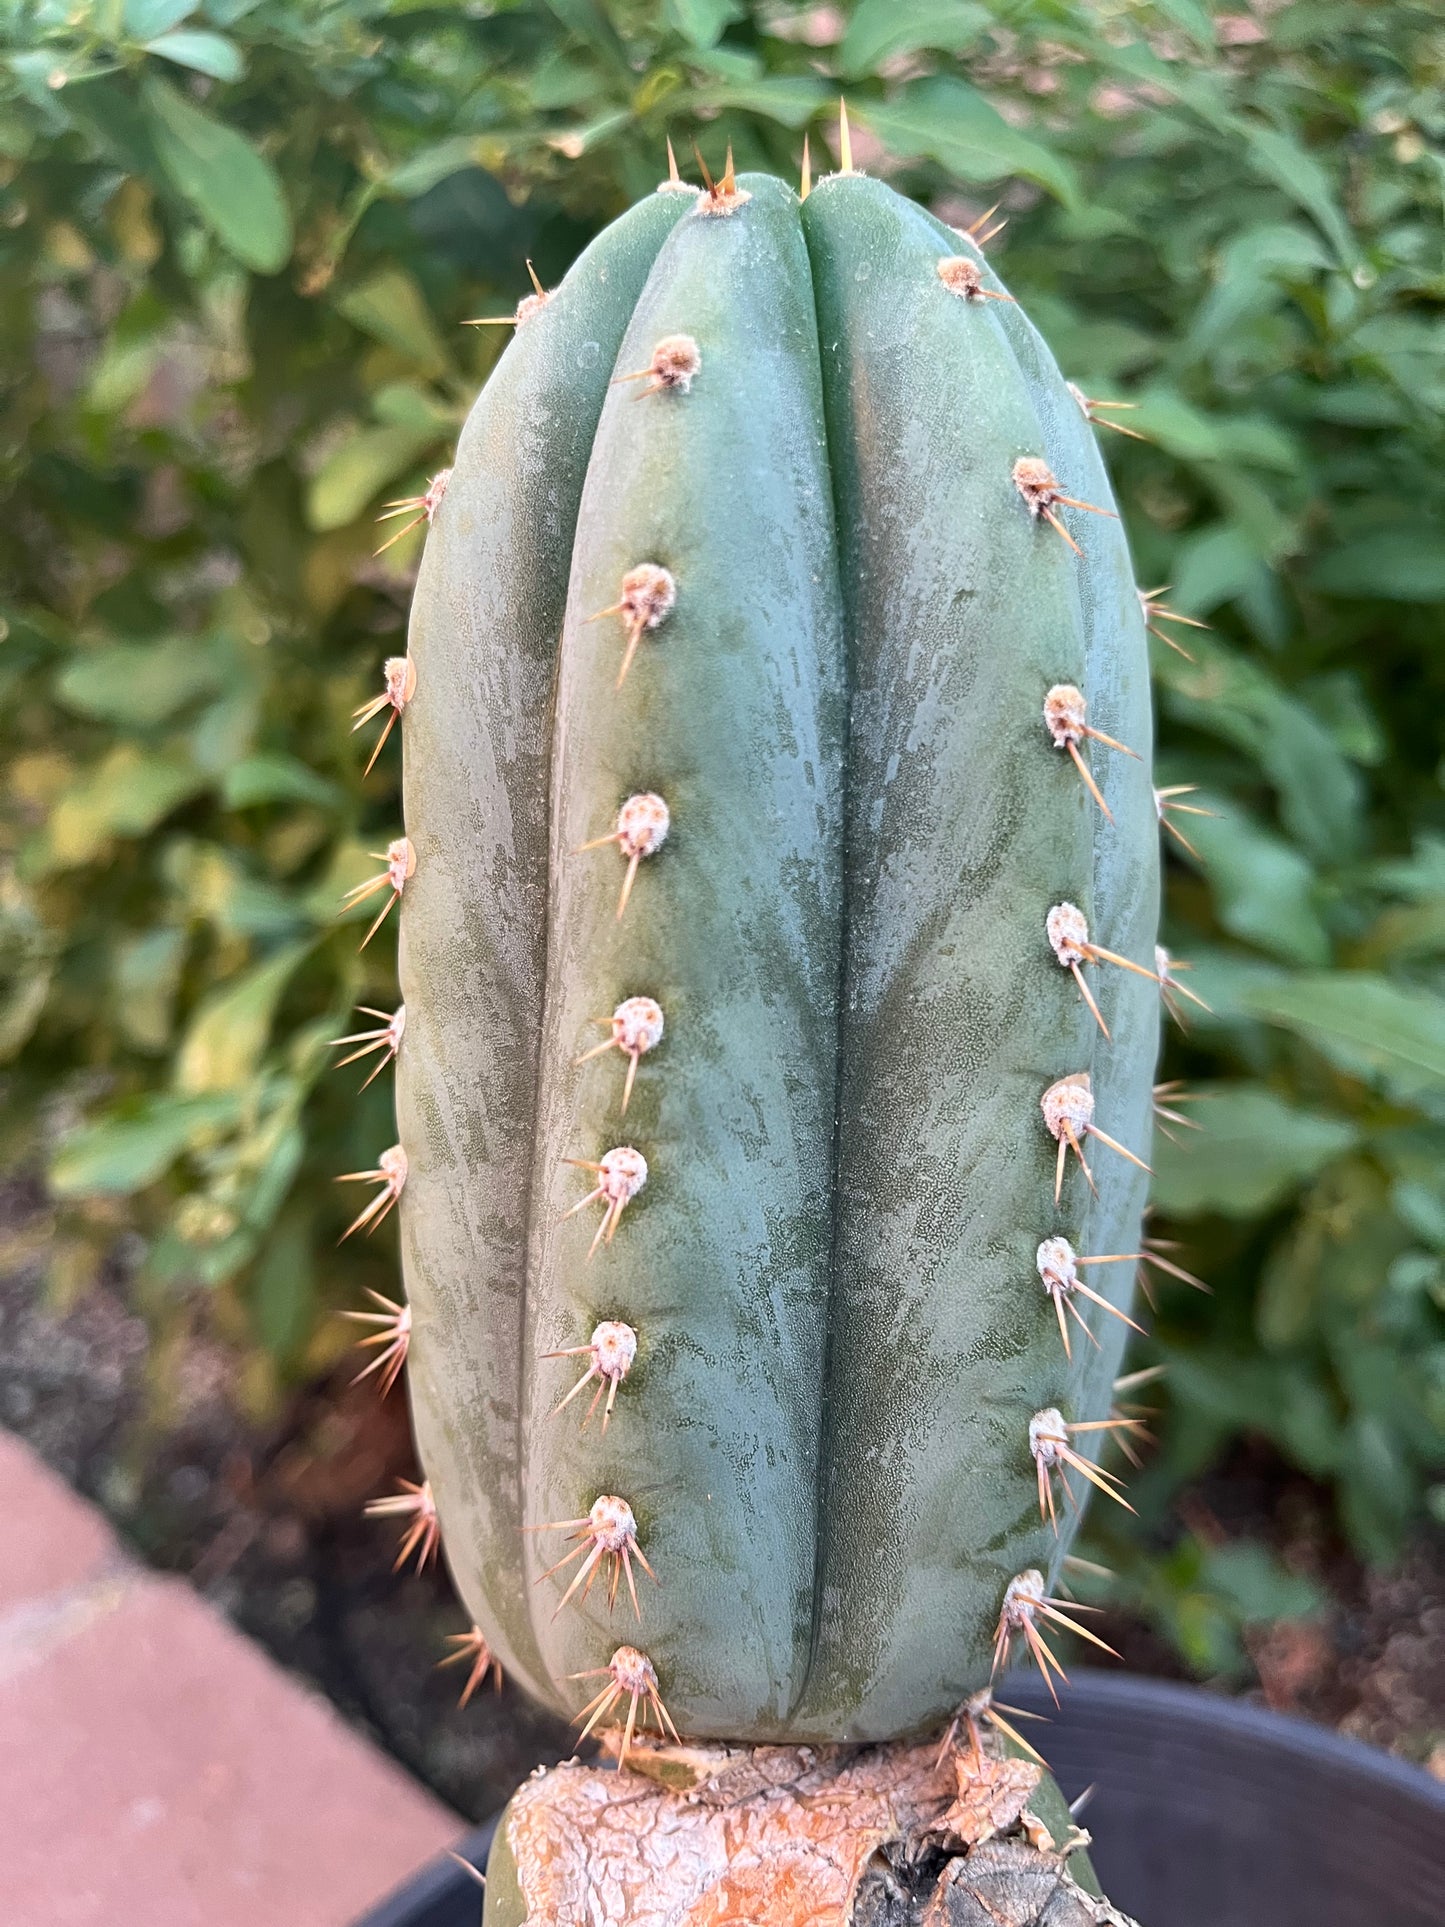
[1,1430,461,1927]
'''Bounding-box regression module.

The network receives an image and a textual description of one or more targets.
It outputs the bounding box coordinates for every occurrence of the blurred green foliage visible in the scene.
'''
[2,1,1443,1598]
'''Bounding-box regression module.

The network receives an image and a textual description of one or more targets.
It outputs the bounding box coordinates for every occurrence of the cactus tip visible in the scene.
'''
[465,270,551,328]
[693,142,750,217]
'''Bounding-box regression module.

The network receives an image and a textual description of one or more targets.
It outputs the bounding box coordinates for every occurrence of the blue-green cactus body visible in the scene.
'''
[394,166,1158,1748]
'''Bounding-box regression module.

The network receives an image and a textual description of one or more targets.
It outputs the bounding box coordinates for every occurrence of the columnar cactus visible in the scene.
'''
[350,137,1165,1922]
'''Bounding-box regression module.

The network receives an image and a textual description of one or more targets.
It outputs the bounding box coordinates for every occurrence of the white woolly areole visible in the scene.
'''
[1046,901,1090,967]
[587,1494,639,1551]
[1155,944,1173,980]
[1066,381,1091,417]
[1000,1569,1048,1626]
[620,564,676,630]
[379,1145,408,1190]
[693,182,751,219]
[1013,455,1060,513]
[590,1320,638,1379]
[598,1146,648,1202]
[1044,683,1088,747]
[388,1004,407,1047]
[385,837,416,890]
[648,335,701,390]
[1036,1236,1080,1296]
[515,290,549,326]
[609,1645,657,1692]
[616,793,669,858]
[612,997,664,1054]
[423,469,451,518]
[382,656,417,708]
[1029,1408,1069,1466]
[1041,1076,1094,1142]
[937,255,985,299]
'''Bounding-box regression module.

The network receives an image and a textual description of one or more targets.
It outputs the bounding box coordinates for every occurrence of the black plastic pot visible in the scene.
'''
[355,1672,1445,1927]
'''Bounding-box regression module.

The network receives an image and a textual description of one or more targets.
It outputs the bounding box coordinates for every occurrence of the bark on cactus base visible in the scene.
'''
[480,1730,1139,1927]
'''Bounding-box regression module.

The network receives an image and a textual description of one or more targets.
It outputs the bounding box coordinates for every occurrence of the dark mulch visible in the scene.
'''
[2,1175,1440,1819]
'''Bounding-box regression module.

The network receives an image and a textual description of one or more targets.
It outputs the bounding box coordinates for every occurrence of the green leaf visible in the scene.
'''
[1151,1086,1359,1218]
[1309,530,1445,602]
[37,746,206,872]
[1198,1542,1324,1624]
[143,29,244,82]
[222,755,341,810]
[860,77,1078,208]
[125,0,196,34]
[1184,798,1330,966]
[51,1093,240,1198]
[702,77,830,129]
[385,138,479,199]
[1151,0,1216,48]
[542,0,632,80]
[175,943,310,1093]
[55,635,229,726]
[113,927,188,1053]
[1242,974,1445,1100]
[306,423,443,533]
[839,0,989,77]
[252,1208,317,1362]
[664,0,742,50]
[140,74,291,274]
[335,269,450,374]
[1239,122,1356,267]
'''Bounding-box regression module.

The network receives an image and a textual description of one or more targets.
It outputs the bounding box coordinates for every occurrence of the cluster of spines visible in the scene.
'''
[333,129,1215,1753]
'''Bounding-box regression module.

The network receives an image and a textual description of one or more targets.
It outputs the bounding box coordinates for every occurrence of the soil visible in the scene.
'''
[2,1173,1441,1823]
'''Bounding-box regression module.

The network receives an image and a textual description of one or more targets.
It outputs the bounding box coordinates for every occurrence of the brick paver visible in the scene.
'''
[1,1431,462,1927]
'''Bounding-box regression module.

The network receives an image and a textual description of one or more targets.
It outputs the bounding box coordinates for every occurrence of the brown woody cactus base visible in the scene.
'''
[481,1730,1138,1927]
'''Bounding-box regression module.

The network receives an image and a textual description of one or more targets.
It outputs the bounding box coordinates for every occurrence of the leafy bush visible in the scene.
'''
[3,0,1442,1574]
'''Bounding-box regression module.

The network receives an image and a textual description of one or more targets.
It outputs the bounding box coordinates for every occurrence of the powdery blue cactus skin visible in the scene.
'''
[394,169,1158,1748]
